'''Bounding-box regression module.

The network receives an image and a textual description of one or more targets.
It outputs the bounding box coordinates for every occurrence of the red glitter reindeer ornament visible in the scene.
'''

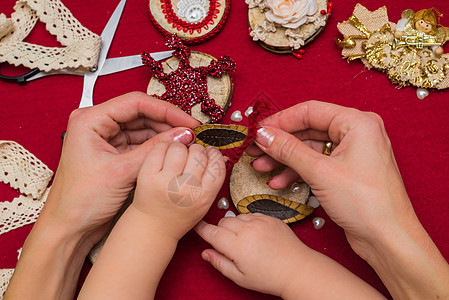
[141,34,236,123]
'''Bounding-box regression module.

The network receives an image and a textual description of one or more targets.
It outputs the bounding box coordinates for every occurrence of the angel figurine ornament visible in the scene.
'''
[337,4,449,95]
[247,0,331,56]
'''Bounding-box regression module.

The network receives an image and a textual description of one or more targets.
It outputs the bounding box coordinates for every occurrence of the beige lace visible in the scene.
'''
[0,141,53,298]
[0,0,101,72]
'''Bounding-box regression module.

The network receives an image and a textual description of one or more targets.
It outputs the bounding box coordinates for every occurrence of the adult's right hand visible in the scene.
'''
[247,101,449,299]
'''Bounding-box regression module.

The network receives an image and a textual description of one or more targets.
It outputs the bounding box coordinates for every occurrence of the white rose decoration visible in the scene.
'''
[265,0,318,29]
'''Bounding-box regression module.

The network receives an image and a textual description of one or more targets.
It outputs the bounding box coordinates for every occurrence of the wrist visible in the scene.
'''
[350,210,449,299]
[5,213,89,299]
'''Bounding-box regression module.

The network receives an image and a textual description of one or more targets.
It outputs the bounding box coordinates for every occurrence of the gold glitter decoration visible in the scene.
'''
[337,4,449,89]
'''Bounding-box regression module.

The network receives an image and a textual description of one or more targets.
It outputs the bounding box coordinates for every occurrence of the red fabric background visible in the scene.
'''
[1,0,449,298]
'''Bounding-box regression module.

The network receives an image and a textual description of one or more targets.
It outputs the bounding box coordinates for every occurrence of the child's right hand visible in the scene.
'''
[132,142,226,241]
[195,213,384,299]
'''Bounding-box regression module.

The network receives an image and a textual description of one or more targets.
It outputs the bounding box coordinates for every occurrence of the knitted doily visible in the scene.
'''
[0,141,53,298]
[0,0,101,72]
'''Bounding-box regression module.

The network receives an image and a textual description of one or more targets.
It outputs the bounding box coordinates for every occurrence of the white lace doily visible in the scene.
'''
[0,141,53,299]
[176,0,207,23]
[0,0,101,72]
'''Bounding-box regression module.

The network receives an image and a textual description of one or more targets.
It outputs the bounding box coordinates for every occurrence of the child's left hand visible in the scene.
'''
[132,142,226,240]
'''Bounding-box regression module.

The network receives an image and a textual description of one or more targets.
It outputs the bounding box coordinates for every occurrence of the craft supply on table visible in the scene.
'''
[217,197,230,209]
[247,0,331,55]
[144,34,235,124]
[312,217,325,229]
[337,4,449,93]
[148,0,231,43]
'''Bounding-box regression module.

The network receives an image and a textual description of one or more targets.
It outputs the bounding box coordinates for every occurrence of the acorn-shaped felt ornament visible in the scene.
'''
[247,0,331,54]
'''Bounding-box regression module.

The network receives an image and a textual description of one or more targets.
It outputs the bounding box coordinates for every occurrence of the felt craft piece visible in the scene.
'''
[143,34,235,124]
[337,4,449,89]
[247,0,329,54]
[230,155,312,223]
[0,0,101,72]
[148,0,231,44]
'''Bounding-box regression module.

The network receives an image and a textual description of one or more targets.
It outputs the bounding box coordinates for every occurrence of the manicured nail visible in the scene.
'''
[173,129,194,145]
[256,127,274,148]
[202,251,210,262]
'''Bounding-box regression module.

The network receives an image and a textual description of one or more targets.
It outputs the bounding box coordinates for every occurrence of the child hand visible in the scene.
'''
[195,213,384,299]
[132,142,226,240]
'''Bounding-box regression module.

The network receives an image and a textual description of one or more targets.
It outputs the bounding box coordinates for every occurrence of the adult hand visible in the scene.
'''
[6,92,200,299]
[195,213,385,299]
[246,100,449,299]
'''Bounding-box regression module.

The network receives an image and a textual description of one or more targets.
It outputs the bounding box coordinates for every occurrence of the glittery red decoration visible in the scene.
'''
[225,97,270,168]
[142,34,235,123]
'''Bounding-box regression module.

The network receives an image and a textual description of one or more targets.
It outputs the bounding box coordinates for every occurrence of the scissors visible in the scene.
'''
[0,0,173,108]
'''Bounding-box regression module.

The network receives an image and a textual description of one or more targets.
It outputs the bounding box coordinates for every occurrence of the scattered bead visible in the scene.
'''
[307,196,320,208]
[320,9,326,15]
[328,2,333,14]
[225,210,236,218]
[416,88,429,100]
[231,110,243,122]
[313,217,325,229]
[290,182,302,194]
[248,28,252,38]
[292,52,303,59]
[217,197,230,210]
[245,106,253,117]
[298,49,305,54]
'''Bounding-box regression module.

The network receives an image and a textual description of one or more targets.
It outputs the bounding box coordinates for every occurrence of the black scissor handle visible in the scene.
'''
[0,64,40,84]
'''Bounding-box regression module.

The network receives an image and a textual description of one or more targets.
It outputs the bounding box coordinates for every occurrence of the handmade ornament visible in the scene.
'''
[148,0,231,43]
[192,97,313,224]
[247,0,331,54]
[143,34,235,124]
[0,0,101,72]
[337,4,449,90]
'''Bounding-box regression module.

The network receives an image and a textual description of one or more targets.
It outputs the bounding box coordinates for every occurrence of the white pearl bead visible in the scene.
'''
[307,196,320,208]
[245,106,253,117]
[230,110,243,122]
[290,182,302,194]
[312,217,325,229]
[225,210,236,218]
[217,197,229,210]
[416,88,429,100]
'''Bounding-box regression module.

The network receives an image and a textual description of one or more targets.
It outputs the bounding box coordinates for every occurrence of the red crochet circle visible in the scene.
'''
[148,0,231,44]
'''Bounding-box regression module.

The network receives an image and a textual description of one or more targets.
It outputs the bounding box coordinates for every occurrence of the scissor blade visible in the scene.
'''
[97,0,127,71]
[79,0,127,108]
[99,51,173,76]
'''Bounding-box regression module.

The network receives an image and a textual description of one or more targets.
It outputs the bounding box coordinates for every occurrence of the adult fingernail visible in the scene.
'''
[256,127,274,148]
[202,251,210,262]
[173,129,194,145]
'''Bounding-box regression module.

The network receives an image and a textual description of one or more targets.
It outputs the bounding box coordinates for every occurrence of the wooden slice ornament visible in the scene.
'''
[143,35,235,124]
[230,155,313,223]
[148,0,231,44]
[247,0,330,54]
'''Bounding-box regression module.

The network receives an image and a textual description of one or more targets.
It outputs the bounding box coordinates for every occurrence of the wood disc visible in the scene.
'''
[146,51,233,124]
[248,0,329,54]
[230,155,312,223]
[149,0,231,44]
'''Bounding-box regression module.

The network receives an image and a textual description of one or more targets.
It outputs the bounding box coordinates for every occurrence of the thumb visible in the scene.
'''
[118,127,194,179]
[255,126,327,184]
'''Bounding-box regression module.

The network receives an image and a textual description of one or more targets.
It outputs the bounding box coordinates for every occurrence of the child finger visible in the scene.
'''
[183,144,208,179]
[139,141,170,176]
[195,221,237,254]
[201,147,226,191]
[217,216,247,233]
[201,249,244,283]
[161,143,189,177]
[266,167,302,190]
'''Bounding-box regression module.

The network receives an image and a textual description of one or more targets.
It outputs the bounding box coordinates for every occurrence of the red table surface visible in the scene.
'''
[1,0,449,298]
